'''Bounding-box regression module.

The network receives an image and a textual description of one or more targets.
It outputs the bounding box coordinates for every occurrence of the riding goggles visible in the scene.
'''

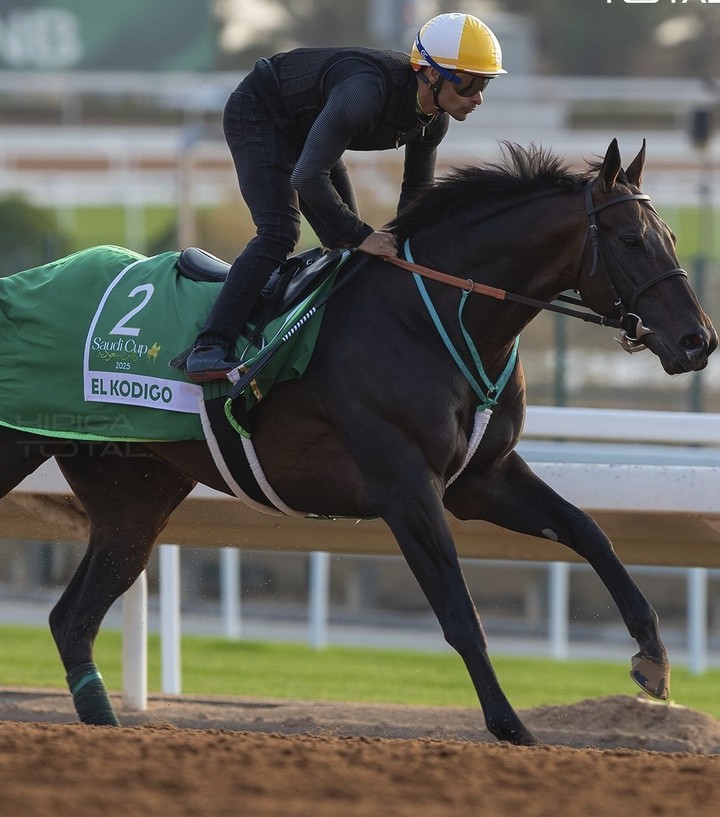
[453,73,493,97]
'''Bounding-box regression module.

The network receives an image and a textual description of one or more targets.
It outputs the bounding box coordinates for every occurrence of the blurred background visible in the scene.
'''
[1,0,719,668]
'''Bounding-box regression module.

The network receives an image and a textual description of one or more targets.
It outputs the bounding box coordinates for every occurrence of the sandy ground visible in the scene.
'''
[1,688,719,817]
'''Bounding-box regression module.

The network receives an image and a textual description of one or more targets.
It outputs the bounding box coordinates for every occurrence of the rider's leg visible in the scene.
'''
[182,86,301,382]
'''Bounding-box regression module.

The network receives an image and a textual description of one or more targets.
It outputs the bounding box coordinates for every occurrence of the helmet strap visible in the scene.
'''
[431,77,445,113]
[417,69,446,114]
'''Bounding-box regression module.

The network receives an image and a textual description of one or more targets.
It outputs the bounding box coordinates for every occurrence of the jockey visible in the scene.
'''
[175,12,506,382]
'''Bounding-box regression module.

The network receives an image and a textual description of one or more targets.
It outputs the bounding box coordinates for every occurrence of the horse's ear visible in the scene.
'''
[599,138,622,192]
[625,139,646,188]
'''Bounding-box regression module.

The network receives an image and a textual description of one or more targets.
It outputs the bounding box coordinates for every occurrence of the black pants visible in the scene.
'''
[200,80,357,345]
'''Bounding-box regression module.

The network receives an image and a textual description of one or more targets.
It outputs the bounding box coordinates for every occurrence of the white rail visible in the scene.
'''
[5,405,720,710]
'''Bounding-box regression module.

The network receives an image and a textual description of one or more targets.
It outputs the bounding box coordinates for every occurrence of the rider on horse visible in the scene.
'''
[174,12,507,383]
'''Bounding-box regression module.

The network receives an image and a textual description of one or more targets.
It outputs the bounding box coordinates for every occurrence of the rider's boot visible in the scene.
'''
[171,336,239,383]
[172,255,268,383]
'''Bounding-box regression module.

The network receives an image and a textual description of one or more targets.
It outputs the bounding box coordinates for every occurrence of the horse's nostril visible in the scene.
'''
[682,332,707,353]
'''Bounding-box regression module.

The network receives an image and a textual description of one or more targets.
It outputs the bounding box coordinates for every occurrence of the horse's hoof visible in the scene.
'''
[492,722,540,746]
[630,653,670,700]
[513,730,540,747]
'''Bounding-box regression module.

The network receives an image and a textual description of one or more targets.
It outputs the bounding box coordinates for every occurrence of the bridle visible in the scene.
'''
[581,181,687,350]
[383,180,688,353]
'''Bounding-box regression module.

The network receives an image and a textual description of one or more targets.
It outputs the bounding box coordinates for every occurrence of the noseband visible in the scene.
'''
[582,181,688,350]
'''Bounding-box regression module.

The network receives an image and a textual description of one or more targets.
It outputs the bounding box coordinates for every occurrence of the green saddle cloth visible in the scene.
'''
[0,245,333,441]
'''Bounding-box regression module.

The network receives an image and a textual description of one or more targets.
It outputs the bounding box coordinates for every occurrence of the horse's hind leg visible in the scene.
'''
[50,445,195,726]
[0,427,68,496]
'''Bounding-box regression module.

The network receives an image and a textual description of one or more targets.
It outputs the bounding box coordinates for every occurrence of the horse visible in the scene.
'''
[0,139,715,746]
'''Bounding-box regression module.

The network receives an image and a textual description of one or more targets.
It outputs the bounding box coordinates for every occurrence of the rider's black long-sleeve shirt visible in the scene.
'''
[251,48,449,247]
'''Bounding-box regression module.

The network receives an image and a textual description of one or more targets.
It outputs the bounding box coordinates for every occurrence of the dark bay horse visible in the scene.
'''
[0,140,716,745]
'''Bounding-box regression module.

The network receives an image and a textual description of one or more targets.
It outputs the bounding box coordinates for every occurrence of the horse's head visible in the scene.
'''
[577,139,717,374]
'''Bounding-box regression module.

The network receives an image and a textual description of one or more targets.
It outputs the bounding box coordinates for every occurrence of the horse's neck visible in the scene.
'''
[397,199,586,369]
[418,193,584,290]
[411,197,583,292]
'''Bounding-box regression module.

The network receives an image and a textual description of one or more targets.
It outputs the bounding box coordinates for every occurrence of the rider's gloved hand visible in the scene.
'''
[357,231,398,258]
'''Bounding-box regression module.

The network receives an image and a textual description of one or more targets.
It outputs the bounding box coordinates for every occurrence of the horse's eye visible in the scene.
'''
[621,234,642,250]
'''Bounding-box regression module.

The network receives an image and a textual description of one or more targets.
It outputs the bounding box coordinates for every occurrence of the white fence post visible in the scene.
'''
[121,570,147,711]
[308,551,330,649]
[687,567,708,675]
[159,544,182,694]
[548,562,570,659]
[220,547,241,639]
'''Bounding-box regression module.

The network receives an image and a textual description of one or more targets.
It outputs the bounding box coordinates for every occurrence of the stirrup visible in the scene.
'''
[184,344,239,383]
[169,343,194,370]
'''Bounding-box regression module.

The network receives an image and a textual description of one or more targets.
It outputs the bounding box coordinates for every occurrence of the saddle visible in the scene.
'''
[176,246,343,339]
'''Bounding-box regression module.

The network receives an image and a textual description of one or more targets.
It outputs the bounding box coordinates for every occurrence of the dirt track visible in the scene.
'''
[1,688,719,817]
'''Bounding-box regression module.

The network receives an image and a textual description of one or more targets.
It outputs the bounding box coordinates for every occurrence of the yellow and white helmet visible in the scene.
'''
[410,13,506,78]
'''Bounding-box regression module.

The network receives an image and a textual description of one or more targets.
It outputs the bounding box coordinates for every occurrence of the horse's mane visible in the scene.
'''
[387,142,593,239]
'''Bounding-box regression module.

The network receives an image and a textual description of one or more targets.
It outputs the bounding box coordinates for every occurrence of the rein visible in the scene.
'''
[383,254,622,329]
[383,180,688,340]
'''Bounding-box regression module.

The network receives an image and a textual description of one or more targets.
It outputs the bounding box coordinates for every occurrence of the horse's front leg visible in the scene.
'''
[383,494,537,744]
[444,451,670,700]
[361,457,538,745]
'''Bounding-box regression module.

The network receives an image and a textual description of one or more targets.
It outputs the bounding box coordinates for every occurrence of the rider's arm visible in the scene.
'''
[291,72,385,249]
[398,115,449,215]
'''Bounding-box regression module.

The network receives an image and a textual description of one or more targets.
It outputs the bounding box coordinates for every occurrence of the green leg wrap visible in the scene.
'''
[66,662,120,726]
